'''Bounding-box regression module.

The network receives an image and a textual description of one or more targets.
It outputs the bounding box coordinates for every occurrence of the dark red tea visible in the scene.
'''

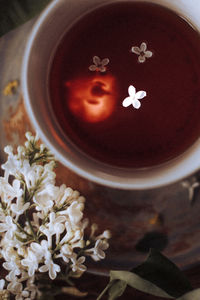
[49,1,200,168]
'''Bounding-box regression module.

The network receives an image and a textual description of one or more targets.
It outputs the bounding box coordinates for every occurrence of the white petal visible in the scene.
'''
[39,265,48,273]
[132,99,141,109]
[122,97,132,107]
[99,66,106,72]
[136,91,147,99]
[140,42,147,52]
[89,65,97,71]
[0,279,5,290]
[145,50,153,58]
[131,46,140,55]
[78,256,85,264]
[138,55,146,63]
[12,179,20,191]
[101,58,109,66]
[128,85,136,96]
[93,56,100,65]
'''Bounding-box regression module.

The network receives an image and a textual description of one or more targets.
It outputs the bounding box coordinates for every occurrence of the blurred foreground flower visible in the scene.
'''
[0,132,111,299]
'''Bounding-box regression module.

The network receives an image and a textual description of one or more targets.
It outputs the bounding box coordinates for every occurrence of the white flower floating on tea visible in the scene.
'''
[89,56,110,72]
[122,85,147,109]
[131,42,153,63]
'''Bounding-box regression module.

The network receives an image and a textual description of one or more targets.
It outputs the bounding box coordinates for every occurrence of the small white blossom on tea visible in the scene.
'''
[0,132,111,300]
[131,42,153,63]
[122,85,147,109]
[89,56,110,72]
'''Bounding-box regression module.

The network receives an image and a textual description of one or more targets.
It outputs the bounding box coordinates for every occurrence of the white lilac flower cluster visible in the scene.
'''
[0,132,111,300]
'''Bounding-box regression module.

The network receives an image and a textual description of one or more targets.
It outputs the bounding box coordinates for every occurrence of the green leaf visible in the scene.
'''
[132,249,193,298]
[108,280,127,300]
[176,289,200,300]
[110,271,173,299]
[97,249,193,300]
[0,0,51,37]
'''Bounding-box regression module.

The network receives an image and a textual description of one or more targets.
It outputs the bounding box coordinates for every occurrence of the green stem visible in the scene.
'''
[13,218,33,238]
[96,281,114,300]
[25,211,39,242]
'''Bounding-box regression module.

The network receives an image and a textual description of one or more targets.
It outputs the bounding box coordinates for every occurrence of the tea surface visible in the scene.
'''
[49,1,200,167]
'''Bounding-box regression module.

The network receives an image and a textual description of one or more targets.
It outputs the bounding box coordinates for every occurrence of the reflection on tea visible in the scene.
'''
[49,2,200,168]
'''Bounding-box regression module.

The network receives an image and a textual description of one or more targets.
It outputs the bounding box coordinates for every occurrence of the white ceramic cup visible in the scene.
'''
[22,0,200,190]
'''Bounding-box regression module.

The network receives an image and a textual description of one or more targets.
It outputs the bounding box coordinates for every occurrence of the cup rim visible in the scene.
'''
[22,0,200,190]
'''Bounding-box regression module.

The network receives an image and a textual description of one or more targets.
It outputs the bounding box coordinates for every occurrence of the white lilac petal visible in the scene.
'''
[71,256,87,273]
[70,229,82,244]
[39,260,61,280]
[71,240,85,249]
[33,194,53,214]
[11,198,30,216]
[3,260,20,275]
[4,145,13,155]
[67,202,83,225]
[60,221,74,244]
[7,281,23,295]
[21,250,39,277]
[12,179,22,191]
[101,58,109,66]
[122,97,132,107]
[49,212,66,227]
[1,155,21,180]
[49,262,61,280]
[72,190,80,198]
[24,280,38,300]
[138,55,146,63]
[18,271,30,283]
[128,85,136,97]
[39,226,53,248]
[93,56,101,65]
[12,179,23,197]
[61,244,73,256]
[96,230,112,240]
[132,99,141,109]
[131,46,141,54]
[25,132,33,141]
[56,186,73,206]
[31,240,51,260]
[99,66,106,72]
[89,65,97,71]
[0,216,17,239]
[82,218,89,230]
[140,42,147,52]
[90,223,98,239]
[20,290,30,298]
[145,50,153,58]
[0,178,17,203]
[0,279,5,290]
[86,239,109,261]
[39,265,48,274]
[136,91,147,99]
[5,268,21,282]
[43,184,59,198]
[17,247,26,257]
[77,196,85,204]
